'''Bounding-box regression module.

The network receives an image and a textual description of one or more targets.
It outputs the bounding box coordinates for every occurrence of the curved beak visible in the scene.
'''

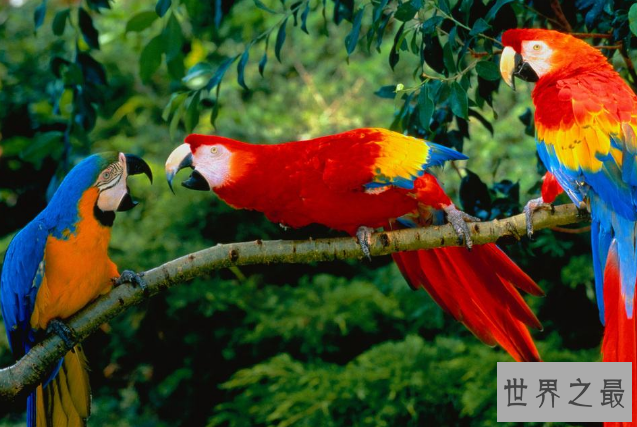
[499,46,539,91]
[165,144,194,194]
[500,46,521,90]
[125,154,153,183]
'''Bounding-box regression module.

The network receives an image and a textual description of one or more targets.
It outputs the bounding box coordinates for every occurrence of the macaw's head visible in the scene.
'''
[499,29,610,89]
[165,134,246,193]
[54,152,153,226]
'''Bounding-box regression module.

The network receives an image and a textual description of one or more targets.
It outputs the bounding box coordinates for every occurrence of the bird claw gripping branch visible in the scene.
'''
[46,318,77,349]
[356,226,375,261]
[523,197,554,239]
[443,204,481,250]
[114,270,147,291]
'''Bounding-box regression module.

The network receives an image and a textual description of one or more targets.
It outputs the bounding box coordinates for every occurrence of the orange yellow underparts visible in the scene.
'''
[30,187,118,330]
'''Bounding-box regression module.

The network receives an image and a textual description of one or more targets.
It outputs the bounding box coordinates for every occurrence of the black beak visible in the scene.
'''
[513,54,539,84]
[182,170,210,191]
[125,154,153,184]
[117,189,139,212]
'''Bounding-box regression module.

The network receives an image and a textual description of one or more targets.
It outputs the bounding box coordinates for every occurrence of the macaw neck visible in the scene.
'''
[39,187,113,241]
[212,142,294,213]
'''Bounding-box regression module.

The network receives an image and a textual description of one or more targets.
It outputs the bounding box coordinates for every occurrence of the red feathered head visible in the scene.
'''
[499,28,610,88]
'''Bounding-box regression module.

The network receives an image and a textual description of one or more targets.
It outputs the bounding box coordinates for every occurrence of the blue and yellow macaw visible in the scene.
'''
[1,152,152,426]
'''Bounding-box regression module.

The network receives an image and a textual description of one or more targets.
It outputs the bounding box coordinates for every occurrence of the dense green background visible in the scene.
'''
[1,0,635,425]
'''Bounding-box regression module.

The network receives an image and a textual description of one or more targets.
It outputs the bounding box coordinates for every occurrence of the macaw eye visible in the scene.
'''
[533,43,542,51]
[211,146,218,155]
[102,171,111,180]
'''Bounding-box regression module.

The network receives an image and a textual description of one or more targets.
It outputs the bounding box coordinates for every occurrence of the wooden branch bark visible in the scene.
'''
[0,204,588,402]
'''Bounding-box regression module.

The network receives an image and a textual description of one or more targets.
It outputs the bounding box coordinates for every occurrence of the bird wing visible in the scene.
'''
[1,220,49,357]
[320,128,467,192]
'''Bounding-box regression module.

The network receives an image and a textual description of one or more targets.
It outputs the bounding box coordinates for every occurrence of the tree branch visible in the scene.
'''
[0,204,588,402]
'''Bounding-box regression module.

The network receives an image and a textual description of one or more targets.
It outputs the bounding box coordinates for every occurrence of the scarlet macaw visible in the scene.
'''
[500,28,637,423]
[165,128,543,362]
[1,152,152,426]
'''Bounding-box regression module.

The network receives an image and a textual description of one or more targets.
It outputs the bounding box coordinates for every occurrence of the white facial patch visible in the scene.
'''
[96,153,129,211]
[193,144,232,189]
[521,40,554,78]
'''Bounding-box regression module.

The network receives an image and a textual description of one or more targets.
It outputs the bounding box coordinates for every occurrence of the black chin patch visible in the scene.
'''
[94,204,115,227]
[514,61,539,83]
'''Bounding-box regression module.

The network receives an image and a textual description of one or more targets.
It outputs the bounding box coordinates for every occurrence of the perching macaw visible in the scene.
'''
[500,28,637,424]
[165,128,544,361]
[1,152,152,426]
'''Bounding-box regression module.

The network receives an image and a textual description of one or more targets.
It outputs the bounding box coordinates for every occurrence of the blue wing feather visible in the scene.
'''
[1,220,49,357]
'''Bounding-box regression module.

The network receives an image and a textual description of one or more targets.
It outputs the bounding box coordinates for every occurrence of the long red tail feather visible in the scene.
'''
[392,244,543,362]
[602,241,636,426]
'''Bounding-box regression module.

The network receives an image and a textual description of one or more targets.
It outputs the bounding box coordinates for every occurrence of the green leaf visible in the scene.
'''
[394,0,422,22]
[206,57,238,91]
[475,61,500,81]
[139,35,164,82]
[389,23,405,70]
[374,85,397,99]
[630,4,637,37]
[126,11,157,33]
[484,0,514,22]
[79,8,100,50]
[34,0,47,31]
[437,0,451,14]
[167,53,185,80]
[210,84,222,127]
[449,82,468,119]
[184,91,201,133]
[155,0,172,17]
[259,37,269,77]
[345,7,364,56]
[237,47,250,90]
[275,18,288,62]
[183,62,213,83]
[442,42,456,74]
[169,95,187,138]
[418,85,434,131]
[162,92,188,121]
[300,2,310,34]
[254,0,279,14]
[163,13,183,61]
[52,9,70,36]
[469,18,490,36]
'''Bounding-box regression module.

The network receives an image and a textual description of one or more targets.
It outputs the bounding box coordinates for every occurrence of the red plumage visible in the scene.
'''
[179,128,543,361]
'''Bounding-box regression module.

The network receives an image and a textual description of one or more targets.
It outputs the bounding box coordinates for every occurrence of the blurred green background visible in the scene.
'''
[1,0,632,425]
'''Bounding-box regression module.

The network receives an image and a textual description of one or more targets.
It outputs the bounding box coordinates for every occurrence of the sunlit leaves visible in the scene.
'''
[630,4,637,37]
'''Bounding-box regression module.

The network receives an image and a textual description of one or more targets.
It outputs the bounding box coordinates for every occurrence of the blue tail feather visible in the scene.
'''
[426,142,468,168]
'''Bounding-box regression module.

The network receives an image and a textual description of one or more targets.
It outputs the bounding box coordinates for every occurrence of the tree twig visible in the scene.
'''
[0,204,588,402]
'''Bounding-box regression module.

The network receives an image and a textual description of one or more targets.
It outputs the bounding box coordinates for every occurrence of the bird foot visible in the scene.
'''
[114,270,146,291]
[444,204,480,250]
[356,226,374,261]
[47,319,77,349]
[523,197,554,239]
